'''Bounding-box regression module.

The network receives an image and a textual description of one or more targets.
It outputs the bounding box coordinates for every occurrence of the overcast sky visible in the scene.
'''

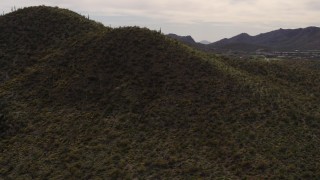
[2,0,320,42]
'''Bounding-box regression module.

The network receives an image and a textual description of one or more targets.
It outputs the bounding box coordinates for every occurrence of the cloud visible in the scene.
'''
[3,0,320,25]
[1,0,319,41]
[306,1,320,11]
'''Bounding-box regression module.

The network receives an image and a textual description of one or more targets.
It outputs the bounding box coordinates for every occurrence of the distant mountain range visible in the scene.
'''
[166,33,196,44]
[199,40,211,44]
[166,34,211,45]
[210,27,320,51]
[168,27,320,52]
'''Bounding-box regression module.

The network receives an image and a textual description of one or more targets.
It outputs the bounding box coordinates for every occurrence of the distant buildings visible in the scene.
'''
[255,50,320,60]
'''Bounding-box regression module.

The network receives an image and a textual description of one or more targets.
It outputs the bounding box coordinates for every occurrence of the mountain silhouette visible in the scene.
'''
[210,27,320,51]
[167,33,196,44]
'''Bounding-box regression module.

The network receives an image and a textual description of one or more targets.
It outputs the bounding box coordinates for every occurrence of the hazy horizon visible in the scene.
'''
[2,0,320,42]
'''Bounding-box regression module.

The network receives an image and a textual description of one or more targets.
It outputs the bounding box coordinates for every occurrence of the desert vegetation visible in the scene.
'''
[0,6,319,179]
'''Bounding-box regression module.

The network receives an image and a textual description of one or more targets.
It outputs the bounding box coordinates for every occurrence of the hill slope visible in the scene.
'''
[0,6,107,83]
[1,6,320,179]
[210,27,320,51]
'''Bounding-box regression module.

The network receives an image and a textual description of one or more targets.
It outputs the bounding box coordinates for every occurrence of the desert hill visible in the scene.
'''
[1,6,320,179]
